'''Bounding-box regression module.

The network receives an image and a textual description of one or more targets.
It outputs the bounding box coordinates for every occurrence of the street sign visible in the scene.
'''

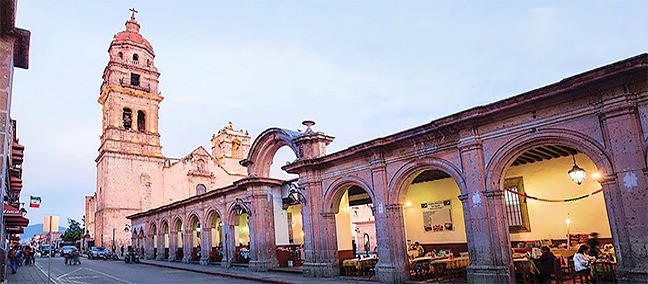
[43,216,59,232]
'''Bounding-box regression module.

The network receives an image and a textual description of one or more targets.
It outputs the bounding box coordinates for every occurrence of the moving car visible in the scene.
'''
[60,245,77,257]
[39,245,54,257]
[87,247,109,260]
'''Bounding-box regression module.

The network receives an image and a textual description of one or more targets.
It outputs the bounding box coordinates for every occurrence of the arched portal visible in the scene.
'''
[494,142,616,282]
[226,202,252,264]
[173,217,184,261]
[138,230,145,257]
[150,222,158,259]
[161,220,169,259]
[206,210,223,263]
[244,128,302,178]
[399,168,469,281]
[326,182,378,277]
[188,214,201,261]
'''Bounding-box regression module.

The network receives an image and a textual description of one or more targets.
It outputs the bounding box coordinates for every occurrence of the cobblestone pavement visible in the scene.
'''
[6,256,260,283]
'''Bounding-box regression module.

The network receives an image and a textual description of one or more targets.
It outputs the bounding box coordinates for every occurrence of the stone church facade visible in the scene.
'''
[85,13,251,249]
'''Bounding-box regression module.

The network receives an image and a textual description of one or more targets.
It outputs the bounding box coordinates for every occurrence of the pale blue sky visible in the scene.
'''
[11,1,647,229]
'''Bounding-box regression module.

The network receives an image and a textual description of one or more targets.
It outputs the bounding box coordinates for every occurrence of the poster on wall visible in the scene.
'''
[421,200,453,232]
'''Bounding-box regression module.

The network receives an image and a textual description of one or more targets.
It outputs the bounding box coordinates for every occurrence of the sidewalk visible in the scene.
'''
[140,259,373,284]
[5,263,50,283]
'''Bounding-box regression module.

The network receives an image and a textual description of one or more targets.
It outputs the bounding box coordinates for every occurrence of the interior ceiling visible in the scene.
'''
[346,145,580,203]
[511,145,578,166]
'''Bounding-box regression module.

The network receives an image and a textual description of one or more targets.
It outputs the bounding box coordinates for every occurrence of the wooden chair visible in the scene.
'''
[593,262,616,283]
[568,258,589,283]
[514,261,533,284]
[430,262,450,282]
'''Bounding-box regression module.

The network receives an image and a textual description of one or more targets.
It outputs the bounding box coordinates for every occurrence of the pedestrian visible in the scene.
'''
[8,247,18,274]
[120,245,125,257]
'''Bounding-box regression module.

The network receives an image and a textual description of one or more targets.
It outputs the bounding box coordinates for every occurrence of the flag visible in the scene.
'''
[30,195,41,208]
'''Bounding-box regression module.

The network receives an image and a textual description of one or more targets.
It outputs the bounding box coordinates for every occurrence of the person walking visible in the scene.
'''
[8,246,19,274]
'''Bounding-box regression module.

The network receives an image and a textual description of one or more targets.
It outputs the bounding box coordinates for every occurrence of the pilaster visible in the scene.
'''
[182,229,192,263]
[248,187,279,271]
[200,227,210,265]
[599,99,648,283]
[459,132,513,283]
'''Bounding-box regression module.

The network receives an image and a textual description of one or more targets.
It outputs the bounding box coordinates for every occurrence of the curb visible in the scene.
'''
[140,261,296,284]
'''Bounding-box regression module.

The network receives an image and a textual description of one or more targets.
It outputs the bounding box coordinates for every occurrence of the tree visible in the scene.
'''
[61,218,83,242]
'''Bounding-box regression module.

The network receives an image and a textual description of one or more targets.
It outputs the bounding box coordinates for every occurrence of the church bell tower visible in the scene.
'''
[94,9,164,248]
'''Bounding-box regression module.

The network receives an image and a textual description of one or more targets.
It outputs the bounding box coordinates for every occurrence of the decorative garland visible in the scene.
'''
[505,187,603,203]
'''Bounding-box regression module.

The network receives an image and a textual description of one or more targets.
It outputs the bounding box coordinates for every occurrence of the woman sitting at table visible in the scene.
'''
[573,245,592,275]
[414,242,425,258]
[534,246,556,283]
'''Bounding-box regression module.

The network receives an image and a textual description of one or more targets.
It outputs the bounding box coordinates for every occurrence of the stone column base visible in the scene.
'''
[199,258,209,265]
[467,264,513,284]
[375,263,408,283]
[221,261,232,268]
[156,255,165,261]
[617,268,648,283]
[303,262,339,277]
[182,257,191,263]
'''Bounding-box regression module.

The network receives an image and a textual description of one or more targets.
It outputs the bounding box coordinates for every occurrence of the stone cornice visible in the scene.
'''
[98,84,163,104]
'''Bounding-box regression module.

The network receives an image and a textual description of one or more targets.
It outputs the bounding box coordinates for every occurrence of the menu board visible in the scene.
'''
[421,200,454,232]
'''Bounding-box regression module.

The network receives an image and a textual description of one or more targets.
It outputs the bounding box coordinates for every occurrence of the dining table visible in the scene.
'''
[410,256,470,279]
[342,257,378,276]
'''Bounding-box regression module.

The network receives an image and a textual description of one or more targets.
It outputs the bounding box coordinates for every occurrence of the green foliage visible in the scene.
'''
[61,218,83,242]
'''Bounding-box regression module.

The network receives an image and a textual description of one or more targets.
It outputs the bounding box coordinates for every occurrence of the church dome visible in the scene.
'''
[110,12,154,54]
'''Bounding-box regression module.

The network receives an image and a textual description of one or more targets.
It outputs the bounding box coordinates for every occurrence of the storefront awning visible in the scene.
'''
[9,176,22,191]
[6,226,24,234]
[3,204,22,217]
[5,216,29,227]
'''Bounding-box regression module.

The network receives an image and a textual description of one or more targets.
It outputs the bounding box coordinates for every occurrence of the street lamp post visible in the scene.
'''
[112,228,116,252]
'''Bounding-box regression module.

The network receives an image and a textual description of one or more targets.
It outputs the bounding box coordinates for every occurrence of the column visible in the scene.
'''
[599,99,648,282]
[156,230,164,261]
[168,230,177,262]
[370,153,409,283]
[221,224,236,267]
[200,227,210,265]
[459,134,513,283]
[145,232,154,260]
[248,187,279,272]
[300,176,339,277]
[182,229,192,263]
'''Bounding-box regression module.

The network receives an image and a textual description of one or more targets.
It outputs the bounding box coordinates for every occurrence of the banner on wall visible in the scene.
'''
[421,200,453,232]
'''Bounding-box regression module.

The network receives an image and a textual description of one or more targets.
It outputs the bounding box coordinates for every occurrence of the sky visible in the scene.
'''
[11,1,648,228]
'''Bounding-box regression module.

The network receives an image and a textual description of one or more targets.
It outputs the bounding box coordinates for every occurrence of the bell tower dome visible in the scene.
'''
[98,8,163,157]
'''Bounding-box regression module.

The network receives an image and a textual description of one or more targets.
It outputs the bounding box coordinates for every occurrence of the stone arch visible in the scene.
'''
[388,157,468,205]
[204,207,223,227]
[225,199,252,226]
[486,128,614,192]
[323,175,375,214]
[185,212,201,231]
[172,215,184,232]
[245,128,302,178]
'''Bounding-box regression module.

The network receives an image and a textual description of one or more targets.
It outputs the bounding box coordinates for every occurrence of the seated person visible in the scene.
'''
[534,246,556,283]
[573,245,592,275]
[413,242,424,258]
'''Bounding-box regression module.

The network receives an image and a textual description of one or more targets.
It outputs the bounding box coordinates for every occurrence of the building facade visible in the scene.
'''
[0,0,31,281]
[86,13,250,250]
[129,54,648,283]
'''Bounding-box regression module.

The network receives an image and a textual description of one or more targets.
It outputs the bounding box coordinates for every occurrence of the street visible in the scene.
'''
[27,256,260,284]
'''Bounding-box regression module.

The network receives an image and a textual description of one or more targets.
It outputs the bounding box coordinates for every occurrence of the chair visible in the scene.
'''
[551,257,570,283]
[430,261,450,282]
[568,258,589,283]
[514,261,533,284]
[593,262,616,283]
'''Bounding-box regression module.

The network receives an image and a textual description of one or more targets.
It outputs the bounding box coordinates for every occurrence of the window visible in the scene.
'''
[504,177,531,233]
[137,110,146,132]
[196,184,206,195]
[133,53,139,61]
[118,52,123,59]
[130,73,140,86]
[122,108,132,129]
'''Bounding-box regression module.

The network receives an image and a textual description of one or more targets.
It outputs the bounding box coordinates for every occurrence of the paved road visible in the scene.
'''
[28,256,260,284]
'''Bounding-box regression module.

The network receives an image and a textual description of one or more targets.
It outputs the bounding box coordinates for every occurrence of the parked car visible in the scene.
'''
[60,245,77,257]
[87,247,109,260]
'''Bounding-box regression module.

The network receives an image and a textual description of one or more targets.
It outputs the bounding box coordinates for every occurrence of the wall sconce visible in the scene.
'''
[233,198,250,216]
[568,154,586,185]
[124,224,131,233]
[287,183,306,205]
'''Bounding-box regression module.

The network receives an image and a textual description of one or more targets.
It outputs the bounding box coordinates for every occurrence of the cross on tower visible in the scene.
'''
[129,8,138,20]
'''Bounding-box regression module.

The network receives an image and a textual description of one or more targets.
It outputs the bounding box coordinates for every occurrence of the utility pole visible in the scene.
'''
[112,228,116,253]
